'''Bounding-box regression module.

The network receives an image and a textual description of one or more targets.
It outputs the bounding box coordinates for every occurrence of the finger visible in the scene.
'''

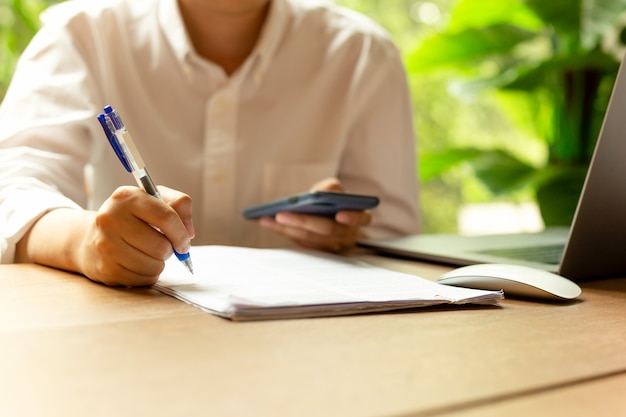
[97,190,174,261]
[335,210,372,227]
[293,227,359,252]
[274,212,352,238]
[110,187,192,255]
[93,252,164,287]
[264,220,348,252]
[134,199,192,255]
[121,218,175,260]
[82,219,165,286]
[261,214,360,251]
[158,186,195,239]
[310,177,344,192]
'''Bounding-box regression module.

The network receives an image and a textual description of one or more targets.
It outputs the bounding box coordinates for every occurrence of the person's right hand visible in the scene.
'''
[76,185,194,286]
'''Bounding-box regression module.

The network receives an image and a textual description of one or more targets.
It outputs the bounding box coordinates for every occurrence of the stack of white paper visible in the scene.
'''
[154,246,503,321]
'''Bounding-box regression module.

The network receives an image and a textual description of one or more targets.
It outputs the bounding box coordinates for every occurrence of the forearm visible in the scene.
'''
[15,208,94,274]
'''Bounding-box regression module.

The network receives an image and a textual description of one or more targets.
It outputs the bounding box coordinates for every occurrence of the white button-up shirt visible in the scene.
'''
[0,0,420,263]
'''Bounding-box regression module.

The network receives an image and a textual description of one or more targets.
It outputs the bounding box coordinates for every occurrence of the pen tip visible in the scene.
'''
[185,259,194,275]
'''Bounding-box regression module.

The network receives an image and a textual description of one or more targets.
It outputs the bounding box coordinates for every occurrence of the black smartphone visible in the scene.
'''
[242,191,380,219]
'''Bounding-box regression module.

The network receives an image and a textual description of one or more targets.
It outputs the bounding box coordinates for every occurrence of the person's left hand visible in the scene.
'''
[258,178,372,253]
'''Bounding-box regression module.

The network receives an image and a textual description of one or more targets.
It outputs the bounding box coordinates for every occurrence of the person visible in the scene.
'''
[0,0,420,287]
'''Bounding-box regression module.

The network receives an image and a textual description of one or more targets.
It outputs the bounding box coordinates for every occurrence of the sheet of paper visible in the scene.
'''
[154,246,502,320]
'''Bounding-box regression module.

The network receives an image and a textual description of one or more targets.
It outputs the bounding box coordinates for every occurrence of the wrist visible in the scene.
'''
[15,208,95,274]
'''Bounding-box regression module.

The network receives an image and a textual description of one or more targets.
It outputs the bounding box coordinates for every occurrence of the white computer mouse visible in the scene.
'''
[436,264,582,300]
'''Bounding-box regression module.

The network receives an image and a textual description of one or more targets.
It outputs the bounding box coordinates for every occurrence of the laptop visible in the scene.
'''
[360,53,626,282]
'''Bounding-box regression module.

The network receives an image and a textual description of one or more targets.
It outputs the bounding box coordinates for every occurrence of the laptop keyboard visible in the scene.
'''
[475,244,565,265]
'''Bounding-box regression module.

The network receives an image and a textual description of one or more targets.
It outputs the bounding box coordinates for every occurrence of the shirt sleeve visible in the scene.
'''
[0,6,101,263]
[339,35,421,238]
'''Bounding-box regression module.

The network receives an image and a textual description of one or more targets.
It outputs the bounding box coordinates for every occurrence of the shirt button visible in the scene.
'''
[254,70,263,84]
[181,64,193,81]
[216,96,229,110]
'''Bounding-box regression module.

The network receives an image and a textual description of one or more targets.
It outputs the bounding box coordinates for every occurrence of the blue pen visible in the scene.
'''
[97,106,194,274]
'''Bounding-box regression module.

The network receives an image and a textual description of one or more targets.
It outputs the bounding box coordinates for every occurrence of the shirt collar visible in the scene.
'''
[159,0,192,65]
[248,0,289,85]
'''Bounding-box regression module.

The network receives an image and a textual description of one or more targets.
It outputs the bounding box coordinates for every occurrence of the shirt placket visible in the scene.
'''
[202,83,239,244]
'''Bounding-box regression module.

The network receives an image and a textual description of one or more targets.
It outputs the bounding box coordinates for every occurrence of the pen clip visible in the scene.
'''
[97,113,132,173]
[104,105,124,130]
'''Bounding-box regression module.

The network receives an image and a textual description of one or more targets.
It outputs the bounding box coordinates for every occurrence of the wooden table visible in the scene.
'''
[2,255,625,417]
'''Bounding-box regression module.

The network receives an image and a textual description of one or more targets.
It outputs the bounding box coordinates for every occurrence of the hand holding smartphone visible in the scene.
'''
[242,191,379,219]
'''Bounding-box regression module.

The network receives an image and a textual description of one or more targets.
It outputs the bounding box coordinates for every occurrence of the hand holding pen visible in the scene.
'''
[97,105,194,275]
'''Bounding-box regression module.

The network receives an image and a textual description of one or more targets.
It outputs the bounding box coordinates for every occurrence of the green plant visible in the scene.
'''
[0,0,54,100]
[408,0,626,226]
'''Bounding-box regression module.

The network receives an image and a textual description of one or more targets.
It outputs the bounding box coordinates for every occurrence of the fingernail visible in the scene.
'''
[259,216,275,228]
[336,211,351,223]
[275,212,293,223]
[180,240,191,254]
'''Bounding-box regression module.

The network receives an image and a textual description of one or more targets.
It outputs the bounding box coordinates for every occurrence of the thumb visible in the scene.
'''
[310,177,344,192]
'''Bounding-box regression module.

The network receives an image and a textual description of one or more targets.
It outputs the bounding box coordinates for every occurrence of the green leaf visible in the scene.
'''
[500,51,619,91]
[471,150,536,195]
[406,24,537,72]
[524,0,580,37]
[525,0,626,49]
[448,0,543,32]
[419,148,483,181]
[535,167,587,225]
[0,0,54,100]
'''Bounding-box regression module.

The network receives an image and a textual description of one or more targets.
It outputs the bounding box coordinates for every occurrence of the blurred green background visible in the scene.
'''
[2,0,626,233]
